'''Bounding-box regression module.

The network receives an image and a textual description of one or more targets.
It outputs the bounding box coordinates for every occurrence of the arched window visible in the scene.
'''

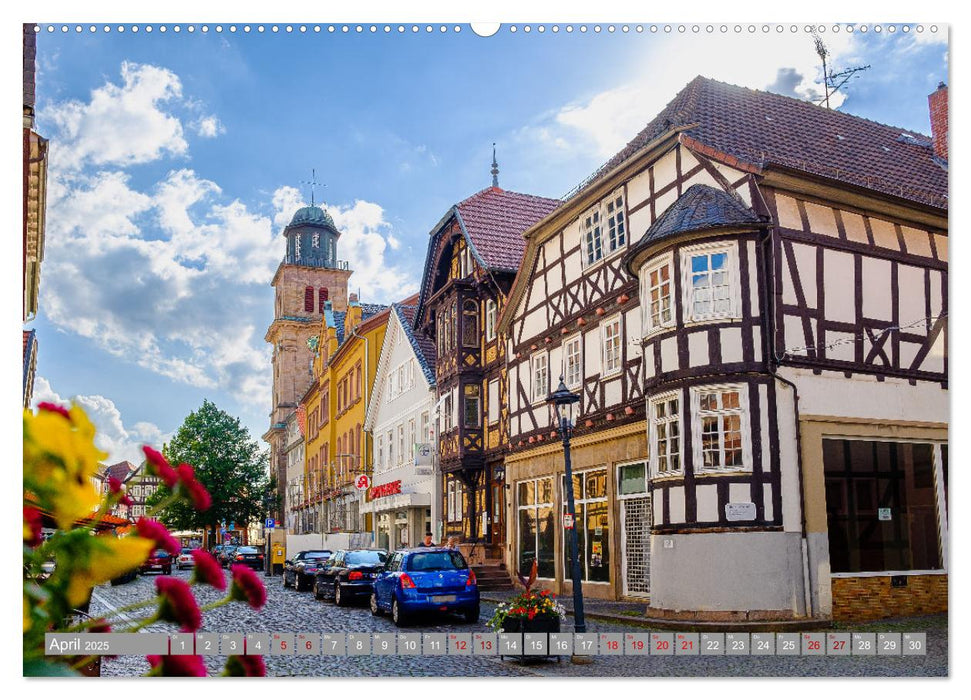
[304,287,314,312]
[319,287,329,309]
[463,299,479,347]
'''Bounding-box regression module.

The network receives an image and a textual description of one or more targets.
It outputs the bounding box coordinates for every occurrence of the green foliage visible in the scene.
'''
[149,400,269,537]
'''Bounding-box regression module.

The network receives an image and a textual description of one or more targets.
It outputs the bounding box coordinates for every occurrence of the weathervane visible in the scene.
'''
[491,143,499,188]
[301,169,326,207]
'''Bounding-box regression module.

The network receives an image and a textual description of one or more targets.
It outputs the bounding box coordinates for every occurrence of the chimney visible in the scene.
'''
[928,81,948,161]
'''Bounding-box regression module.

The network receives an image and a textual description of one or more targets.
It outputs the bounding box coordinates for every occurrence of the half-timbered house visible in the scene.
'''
[414,171,559,562]
[501,76,948,619]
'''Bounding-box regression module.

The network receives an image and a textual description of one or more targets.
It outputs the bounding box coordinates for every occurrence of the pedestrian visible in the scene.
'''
[419,531,435,547]
[446,536,459,550]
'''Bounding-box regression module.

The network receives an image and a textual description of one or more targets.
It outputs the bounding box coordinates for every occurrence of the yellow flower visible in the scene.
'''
[24,406,107,529]
[66,536,154,607]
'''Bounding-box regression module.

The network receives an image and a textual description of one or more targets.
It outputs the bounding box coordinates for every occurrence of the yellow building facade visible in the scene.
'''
[298,299,391,535]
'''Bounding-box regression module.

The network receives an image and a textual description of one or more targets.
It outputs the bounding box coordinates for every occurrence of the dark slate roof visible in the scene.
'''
[332,311,347,345]
[288,205,336,230]
[641,184,761,245]
[360,303,389,319]
[394,303,437,386]
[570,76,947,210]
[455,187,562,272]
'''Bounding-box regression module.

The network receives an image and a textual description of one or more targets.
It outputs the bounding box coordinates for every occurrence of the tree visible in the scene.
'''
[148,400,269,549]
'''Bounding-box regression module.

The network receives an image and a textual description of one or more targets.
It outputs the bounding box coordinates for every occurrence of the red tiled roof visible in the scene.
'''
[573,76,947,210]
[102,460,137,483]
[456,187,562,271]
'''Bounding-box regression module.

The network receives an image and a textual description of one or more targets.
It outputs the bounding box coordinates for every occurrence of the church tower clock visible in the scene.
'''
[264,203,352,521]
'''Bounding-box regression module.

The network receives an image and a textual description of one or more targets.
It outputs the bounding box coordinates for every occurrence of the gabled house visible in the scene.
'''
[500,76,947,620]
[414,168,560,562]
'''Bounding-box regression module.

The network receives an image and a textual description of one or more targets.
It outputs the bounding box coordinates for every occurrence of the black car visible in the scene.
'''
[229,546,265,570]
[283,550,333,591]
[313,549,388,606]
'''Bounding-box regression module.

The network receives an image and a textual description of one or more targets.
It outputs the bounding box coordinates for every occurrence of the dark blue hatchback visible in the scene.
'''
[370,548,479,627]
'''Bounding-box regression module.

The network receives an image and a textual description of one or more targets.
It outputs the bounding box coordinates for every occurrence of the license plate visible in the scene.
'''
[430,595,456,603]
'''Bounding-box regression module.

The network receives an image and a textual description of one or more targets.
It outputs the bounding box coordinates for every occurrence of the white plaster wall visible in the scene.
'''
[823,249,856,324]
[781,367,949,425]
[862,256,893,321]
[649,531,807,614]
[774,380,802,533]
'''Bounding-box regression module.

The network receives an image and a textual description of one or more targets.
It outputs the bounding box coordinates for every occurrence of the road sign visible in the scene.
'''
[355,474,371,491]
[265,518,276,529]
[563,513,574,529]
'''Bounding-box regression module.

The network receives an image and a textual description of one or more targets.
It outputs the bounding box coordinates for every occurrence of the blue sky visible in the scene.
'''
[26,22,948,466]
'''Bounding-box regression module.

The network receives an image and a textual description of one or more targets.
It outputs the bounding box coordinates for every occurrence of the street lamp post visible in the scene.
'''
[546,376,586,634]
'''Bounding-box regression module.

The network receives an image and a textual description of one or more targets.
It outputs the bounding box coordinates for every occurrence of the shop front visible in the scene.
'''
[504,423,648,600]
[361,478,433,553]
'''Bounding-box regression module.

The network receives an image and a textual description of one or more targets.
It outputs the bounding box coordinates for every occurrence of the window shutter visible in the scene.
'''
[304,287,315,312]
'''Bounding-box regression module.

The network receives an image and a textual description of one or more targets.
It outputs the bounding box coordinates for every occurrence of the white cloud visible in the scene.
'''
[519,31,860,161]
[45,61,188,172]
[193,115,226,138]
[31,377,173,466]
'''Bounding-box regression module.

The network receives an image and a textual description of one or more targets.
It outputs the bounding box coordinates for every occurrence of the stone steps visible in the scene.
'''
[472,563,515,591]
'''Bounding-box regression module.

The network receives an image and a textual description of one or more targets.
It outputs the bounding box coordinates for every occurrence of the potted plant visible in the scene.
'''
[486,560,565,635]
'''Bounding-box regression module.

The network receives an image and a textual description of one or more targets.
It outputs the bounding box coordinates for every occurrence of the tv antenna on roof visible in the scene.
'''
[301,169,326,207]
[812,30,869,109]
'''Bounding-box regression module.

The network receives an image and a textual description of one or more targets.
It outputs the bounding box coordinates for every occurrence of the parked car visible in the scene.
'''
[313,549,388,605]
[282,550,333,591]
[370,548,479,627]
[176,547,194,570]
[139,549,173,575]
[217,545,239,568]
[230,546,265,570]
[210,544,231,564]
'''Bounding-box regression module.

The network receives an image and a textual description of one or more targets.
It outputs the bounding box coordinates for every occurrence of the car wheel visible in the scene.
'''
[334,583,345,607]
[392,598,408,627]
[295,574,305,592]
[462,606,480,624]
[370,592,382,616]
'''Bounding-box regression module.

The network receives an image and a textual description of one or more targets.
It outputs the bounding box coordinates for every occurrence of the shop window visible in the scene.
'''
[517,477,554,579]
[562,468,609,582]
[824,439,947,574]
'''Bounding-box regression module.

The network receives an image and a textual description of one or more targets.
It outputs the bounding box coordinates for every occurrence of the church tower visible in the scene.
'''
[264,203,352,519]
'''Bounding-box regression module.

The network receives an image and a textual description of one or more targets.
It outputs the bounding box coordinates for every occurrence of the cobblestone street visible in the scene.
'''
[88,569,947,677]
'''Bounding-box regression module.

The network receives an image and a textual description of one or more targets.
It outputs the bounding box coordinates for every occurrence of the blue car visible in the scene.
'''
[370,548,480,627]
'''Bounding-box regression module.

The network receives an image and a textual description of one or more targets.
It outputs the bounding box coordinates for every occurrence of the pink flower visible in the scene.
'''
[176,463,211,511]
[37,402,71,420]
[147,654,207,677]
[135,517,180,556]
[155,576,202,632]
[191,549,226,590]
[142,445,178,488]
[23,506,43,547]
[230,564,267,610]
[107,476,123,494]
[224,654,266,677]
[119,494,133,507]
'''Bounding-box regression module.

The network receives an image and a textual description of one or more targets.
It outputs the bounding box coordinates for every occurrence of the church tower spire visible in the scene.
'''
[491,143,500,188]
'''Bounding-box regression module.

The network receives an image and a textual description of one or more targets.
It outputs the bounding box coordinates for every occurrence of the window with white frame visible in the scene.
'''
[643,256,674,333]
[377,435,384,471]
[531,352,549,402]
[485,299,497,342]
[605,192,626,252]
[582,207,603,266]
[561,468,609,582]
[692,385,750,471]
[443,392,454,432]
[563,335,582,389]
[398,425,406,465]
[446,478,463,522]
[683,243,738,322]
[408,419,416,460]
[601,316,622,376]
[387,430,395,466]
[649,392,682,475]
[420,411,430,442]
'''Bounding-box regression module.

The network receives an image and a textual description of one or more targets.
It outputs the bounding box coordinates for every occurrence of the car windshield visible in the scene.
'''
[346,551,387,566]
[180,548,192,554]
[237,547,259,554]
[406,551,467,572]
[152,549,170,558]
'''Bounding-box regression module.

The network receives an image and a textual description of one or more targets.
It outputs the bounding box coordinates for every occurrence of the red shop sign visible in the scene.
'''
[367,480,402,502]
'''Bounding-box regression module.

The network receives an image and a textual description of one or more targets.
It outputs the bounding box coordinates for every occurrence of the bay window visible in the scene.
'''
[691,384,750,472]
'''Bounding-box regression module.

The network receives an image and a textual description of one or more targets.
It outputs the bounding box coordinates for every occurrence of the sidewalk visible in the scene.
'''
[479,590,831,631]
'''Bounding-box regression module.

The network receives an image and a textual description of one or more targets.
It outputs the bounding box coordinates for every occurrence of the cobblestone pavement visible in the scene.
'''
[89,569,947,678]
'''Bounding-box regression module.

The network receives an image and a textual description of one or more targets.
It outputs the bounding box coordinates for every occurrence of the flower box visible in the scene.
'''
[500,615,561,634]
